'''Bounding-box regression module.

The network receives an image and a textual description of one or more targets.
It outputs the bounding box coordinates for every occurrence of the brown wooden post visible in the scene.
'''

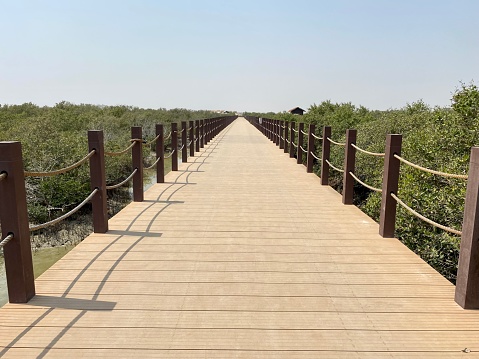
[131,126,143,202]
[156,124,164,183]
[455,147,479,309]
[379,134,402,237]
[0,141,35,303]
[171,123,178,171]
[342,129,357,204]
[321,126,331,185]
[284,122,289,154]
[181,121,188,163]
[306,124,316,173]
[189,120,194,157]
[297,123,304,164]
[88,131,108,233]
[199,120,204,149]
[289,122,296,158]
[275,120,280,146]
[279,121,284,149]
[205,119,210,144]
[195,120,200,152]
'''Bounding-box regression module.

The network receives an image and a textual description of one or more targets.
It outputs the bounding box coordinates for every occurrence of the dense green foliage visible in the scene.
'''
[0,102,216,225]
[248,83,479,282]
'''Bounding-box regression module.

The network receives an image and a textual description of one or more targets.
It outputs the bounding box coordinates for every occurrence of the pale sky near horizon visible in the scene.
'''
[1,0,478,113]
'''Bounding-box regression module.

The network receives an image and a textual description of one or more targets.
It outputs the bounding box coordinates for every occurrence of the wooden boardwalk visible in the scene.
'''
[1,117,479,358]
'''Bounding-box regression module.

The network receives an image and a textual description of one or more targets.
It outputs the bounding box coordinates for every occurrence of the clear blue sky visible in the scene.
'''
[1,0,478,112]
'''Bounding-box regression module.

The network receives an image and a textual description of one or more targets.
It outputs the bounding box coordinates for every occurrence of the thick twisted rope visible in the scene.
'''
[326,159,344,173]
[106,169,138,190]
[390,193,462,235]
[24,150,96,177]
[301,130,308,136]
[104,141,136,156]
[144,134,160,146]
[393,154,467,179]
[0,233,14,249]
[300,145,307,153]
[310,151,321,161]
[351,143,385,157]
[349,171,382,193]
[311,133,322,140]
[164,150,176,159]
[144,157,162,170]
[292,128,299,133]
[327,137,346,147]
[179,144,185,151]
[164,132,172,141]
[291,142,298,148]
[0,172,7,182]
[29,189,99,232]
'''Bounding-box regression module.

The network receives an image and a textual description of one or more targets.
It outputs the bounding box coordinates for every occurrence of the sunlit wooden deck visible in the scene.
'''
[0,117,478,358]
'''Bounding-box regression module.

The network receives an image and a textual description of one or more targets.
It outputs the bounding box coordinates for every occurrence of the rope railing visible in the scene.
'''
[291,142,298,148]
[29,188,99,232]
[390,193,462,236]
[24,150,96,177]
[164,150,176,159]
[165,132,172,141]
[310,151,321,161]
[104,141,137,156]
[326,159,344,173]
[327,137,346,147]
[292,128,299,133]
[312,133,322,140]
[105,168,138,190]
[179,144,185,151]
[301,130,308,136]
[351,143,385,157]
[394,154,468,179]
[300,145,307,153]
[0,233,14,249]
[286,139,290,144]
[144,156,162,170]
[349,171,382,193]
[144,134,160,146]
[0,172,7,182]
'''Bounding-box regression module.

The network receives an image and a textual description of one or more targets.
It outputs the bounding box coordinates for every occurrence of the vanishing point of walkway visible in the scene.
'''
[0,118,478,358]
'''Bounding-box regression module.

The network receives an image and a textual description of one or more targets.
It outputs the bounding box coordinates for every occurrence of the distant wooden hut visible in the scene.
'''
[288,107,305,115]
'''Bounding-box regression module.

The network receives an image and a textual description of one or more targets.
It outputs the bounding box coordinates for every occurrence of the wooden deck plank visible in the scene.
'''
[0,117,478,357]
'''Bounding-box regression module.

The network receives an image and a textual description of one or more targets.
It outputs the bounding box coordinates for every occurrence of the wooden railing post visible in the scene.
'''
[306,124,316,173]
[195,120,200,152]
[131,126,143,202]
[156,124,164,183]
[171,123,178,171]
[279,121,284,149]
[321,126,331,185]
[88,131,108,232]
[275,120,280,147]
[289,122,295,158]
[284,122,289,154]
[455,147,479,309]
[0,141,35,303]
[379,134,402,237]
[297,123,304,164]
[342,129,357,204]
[189,120,195,157]
[200,120,205,148]
[181,121,188,163]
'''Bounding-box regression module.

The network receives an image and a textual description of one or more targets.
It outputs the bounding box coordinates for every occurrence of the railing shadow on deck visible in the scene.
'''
[245,115,479,310]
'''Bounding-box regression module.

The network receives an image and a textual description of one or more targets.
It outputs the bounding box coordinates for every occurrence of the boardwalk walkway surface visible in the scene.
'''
[1,117,479,358]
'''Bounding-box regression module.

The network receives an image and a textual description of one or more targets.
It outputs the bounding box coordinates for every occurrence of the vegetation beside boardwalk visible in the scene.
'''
[247,83,479,283]
[0,102,216,248]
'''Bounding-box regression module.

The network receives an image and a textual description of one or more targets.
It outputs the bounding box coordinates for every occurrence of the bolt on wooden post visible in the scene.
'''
[321,126,331,185]
[297,123,304,165]
[306,124,316,173]
[0,141,36,303]
[88,131,108,233]
[455,146,479,309]
[156,124,165,183]
[171,123,178,171]
[131,126,143,202]
[379,134,402,237]
[342,129,357,205]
